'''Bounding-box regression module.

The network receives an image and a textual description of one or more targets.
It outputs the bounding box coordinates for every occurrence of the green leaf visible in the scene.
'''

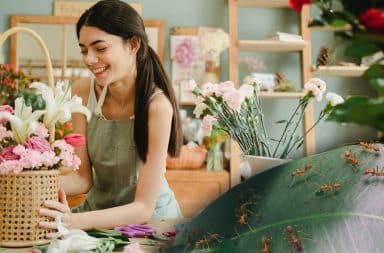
[370,78,384,96]
[275,120,287,124]
[327,96,384,130]
[364,65,384,79]
[345,41,381,58]
[164,144,384,253]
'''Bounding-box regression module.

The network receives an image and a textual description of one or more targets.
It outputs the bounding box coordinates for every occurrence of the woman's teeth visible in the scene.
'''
[93,66,107,74]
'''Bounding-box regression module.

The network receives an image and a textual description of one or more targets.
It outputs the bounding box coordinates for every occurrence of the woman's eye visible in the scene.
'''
[97,47,107,52]
[80,50,87,55]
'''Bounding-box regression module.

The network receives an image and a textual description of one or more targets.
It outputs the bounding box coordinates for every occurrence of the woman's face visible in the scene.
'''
[78,26,137,86]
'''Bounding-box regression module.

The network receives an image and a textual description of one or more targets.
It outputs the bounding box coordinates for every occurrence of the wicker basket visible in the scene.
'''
[0,170,59,247]
[0,27,58,247]
[166,145,207,170]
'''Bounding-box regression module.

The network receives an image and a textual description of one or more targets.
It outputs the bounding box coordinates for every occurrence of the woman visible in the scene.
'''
[39,0,183,235]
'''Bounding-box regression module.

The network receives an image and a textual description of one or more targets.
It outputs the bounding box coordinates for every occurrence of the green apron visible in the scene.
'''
[72,79,182,219]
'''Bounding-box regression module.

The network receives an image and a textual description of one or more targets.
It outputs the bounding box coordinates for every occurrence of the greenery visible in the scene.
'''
[290,0,384,131]
[164,143,384,252]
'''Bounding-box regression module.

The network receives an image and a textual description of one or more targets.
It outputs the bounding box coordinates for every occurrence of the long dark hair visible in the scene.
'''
[76,0,182,162]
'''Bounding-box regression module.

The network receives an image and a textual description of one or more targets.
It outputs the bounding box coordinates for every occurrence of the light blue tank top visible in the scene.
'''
[72,79,182,219]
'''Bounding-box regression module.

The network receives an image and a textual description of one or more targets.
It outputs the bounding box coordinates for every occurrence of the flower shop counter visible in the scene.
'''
[2,218,190,253]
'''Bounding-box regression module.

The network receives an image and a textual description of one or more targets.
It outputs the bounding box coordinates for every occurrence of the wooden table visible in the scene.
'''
[1,218,190,253]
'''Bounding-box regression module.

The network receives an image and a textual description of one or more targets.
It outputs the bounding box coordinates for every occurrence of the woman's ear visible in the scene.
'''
[129,36,141,54]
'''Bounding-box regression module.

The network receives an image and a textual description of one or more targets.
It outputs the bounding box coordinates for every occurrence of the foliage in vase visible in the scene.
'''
[187,78,344,159]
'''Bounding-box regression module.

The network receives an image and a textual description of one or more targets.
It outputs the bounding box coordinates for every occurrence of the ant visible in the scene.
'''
[260,236,271,253]
[291,163,312,177]
[344,150,360,170]
[364,166,384,177]
[286,225,305,252]
[194,232,220,249]
[359,142,380,152]
[316,181,341,196]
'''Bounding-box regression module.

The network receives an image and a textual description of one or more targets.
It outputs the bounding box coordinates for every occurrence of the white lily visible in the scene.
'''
[47,215,100,253]
[0,97,45,144]
[30,81,91,129]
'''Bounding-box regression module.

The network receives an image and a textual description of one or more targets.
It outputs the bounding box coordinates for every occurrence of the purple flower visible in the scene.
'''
[175,38,196,68]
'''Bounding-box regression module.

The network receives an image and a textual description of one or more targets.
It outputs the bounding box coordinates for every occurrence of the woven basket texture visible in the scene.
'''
[0,170,59,247]
[0,27,59,247]
[166,145,207,170]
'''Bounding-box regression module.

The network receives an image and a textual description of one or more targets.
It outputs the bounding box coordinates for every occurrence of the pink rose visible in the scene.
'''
[175,38,196,68]
[0,145,20,161]
[0,105,14,124]
[24,136,52,152]
[123,242,145,253]
[64,133,86,148]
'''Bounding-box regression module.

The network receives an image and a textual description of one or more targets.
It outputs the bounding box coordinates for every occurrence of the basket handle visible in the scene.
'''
[0,26,55,142]
[0,26,54,88]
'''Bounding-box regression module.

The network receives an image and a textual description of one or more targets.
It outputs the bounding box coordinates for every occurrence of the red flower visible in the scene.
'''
[0,145,20,161]
[24,136,52,152]
[359,8,384,33]
[64,133,86,148]
[289,0,311,12]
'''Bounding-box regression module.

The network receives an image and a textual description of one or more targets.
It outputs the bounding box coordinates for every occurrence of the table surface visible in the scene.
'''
[0,218,190,253]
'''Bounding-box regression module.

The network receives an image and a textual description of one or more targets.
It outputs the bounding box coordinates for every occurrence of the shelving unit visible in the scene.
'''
[312,65,368,77]
[228,0,315,186]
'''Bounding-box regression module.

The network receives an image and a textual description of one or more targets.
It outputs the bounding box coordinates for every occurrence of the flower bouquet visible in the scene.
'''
[186,77,344,166]
[0,26,90,247]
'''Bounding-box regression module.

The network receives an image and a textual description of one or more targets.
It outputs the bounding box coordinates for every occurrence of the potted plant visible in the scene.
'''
[186,78,344,177]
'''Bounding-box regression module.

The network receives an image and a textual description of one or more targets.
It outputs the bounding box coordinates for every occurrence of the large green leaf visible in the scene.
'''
[327,96,384,130]
[364,65,384,80]
[345,41,381,58]
[164,144,384,253]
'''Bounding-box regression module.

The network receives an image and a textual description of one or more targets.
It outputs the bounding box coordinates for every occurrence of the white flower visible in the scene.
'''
[304,78,327,102]
[30,81,91,129]
[199,29,230,61]
[47,215,100,253]
[326,92,344,106]
[0,97,45,144]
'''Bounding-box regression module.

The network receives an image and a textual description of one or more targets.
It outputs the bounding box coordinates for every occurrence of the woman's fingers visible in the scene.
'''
[43,200,70,213]
[59,188,69,206]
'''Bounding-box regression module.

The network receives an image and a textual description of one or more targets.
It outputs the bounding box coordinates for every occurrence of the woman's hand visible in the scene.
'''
[39,188,74,238]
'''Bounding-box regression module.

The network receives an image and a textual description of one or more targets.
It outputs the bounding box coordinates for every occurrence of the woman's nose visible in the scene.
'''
[83,52,99,65]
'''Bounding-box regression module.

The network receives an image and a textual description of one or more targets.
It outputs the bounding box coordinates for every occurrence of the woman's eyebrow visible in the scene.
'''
[79,40,107,47]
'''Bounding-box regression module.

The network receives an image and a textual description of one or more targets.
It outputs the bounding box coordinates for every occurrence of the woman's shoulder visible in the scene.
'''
[148,90,173,117]
[72,77,91,105]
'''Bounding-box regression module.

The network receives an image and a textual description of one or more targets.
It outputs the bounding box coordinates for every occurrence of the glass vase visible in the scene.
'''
[206,143,223,172]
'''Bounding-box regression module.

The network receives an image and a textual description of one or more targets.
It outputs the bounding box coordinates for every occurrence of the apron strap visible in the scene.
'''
[94,82,110,117]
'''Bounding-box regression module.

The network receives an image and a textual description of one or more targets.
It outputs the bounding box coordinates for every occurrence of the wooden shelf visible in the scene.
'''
[260,91,306,98]
[239,39,307,52]
[165,169,229,217]
[238,0,289,8]
[312,65,368,77]
[310,24,352,32]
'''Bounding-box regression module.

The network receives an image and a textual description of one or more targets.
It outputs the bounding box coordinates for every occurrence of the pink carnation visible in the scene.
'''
[64,133,86,148]
[0,145,20,161]
[24,136,52,152]
[202,115,217,135]
[0,105,14,124]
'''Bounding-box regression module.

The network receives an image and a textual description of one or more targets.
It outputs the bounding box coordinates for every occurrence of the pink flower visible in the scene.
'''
[0,145,20,161]
[202,115,217,135]
[34,122,49,138]
[0,105,14,124]
[64,133,86,147]
[185,79,197,92]
[123,242,145,253]
[24,136,52,152]
[304,78,327,102]
[223,90,244,111]
[239,84,254,99]
[215,81,235,96]
[175,38,196,68]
